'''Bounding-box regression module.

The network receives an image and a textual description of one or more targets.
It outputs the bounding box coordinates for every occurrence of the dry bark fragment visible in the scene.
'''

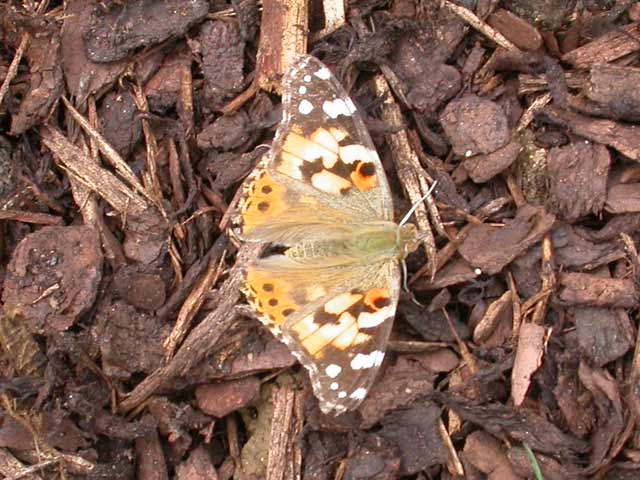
[561,22,640,68]
[574,307,633,366]
[487,9,543,51]
[547,141,610,221]
[2,226,102,334]
[434,394,589,460]
[197,111,251,151]
[605,183,640,214]
[302,431,347,479]
[390,35,462,114]
[413,257,479,291]
[464,139,522,183]
[358,356,436,429]
[135,420,169,480]
[440,94,510,156]
[0,311,46,376]
[84,0,210,63]
[228,339,296,376]
[195,376,261,417]
[554,366,595,438]
[144,47,192,112]
[175,446,218,480]
[197,20,245,109]
[113,268,166,311]
[0,447,45,480]
[254,0,308,94]
[463,431,521,480]
[343,434,400,480]
[10,31,63,135]
[472,290,512,346]
[543,105,640,162]
[378,402,448,475]
[458,205,556,275]
[0,210,63,225]
[94,300,169,380]
[61,0,127,104]
[557,272,639,308]
[98,90,142,159]
[586,64,640,122]
[266,383,302,480]
[578,362,625,471]
[511,322,546,406]
[508,446,579,480]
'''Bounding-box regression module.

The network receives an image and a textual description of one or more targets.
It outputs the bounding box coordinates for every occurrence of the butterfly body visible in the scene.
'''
[284,221,416,263]
[236,55,418,414]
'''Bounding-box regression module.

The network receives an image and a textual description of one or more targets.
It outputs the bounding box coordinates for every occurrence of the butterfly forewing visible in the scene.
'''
[272,55,394,221]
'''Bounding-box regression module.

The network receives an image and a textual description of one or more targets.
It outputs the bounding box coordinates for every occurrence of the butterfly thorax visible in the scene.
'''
[284,221,419,263]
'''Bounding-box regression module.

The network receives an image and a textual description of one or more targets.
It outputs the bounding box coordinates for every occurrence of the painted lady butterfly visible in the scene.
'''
[236,55,419,415]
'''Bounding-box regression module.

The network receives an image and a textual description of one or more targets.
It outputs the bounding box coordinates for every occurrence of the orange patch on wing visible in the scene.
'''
[350,161,378,191]
[244,270,299,327]
[363,288,391,311]
[240,172,288,233]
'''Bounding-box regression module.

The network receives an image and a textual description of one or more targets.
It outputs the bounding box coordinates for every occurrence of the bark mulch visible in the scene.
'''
[1,0,640,479]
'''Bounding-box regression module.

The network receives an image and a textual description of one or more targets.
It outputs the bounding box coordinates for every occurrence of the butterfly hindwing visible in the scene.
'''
[243,255,400,415]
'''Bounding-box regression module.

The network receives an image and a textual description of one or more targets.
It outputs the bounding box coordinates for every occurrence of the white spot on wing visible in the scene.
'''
[349,388,367,400]
[311,170,351,194]
[303,74,312,82]
[358,309,392,328]
[339,144,373,164]
[350,351,385,370]
[323,99,353,119]
[330,382,339,391]
[314,67,331,80]
[299,99,314,115]
[338,391,347,399]
[325,364,342,378]
[298,85,307,94]
[345,98,357,114]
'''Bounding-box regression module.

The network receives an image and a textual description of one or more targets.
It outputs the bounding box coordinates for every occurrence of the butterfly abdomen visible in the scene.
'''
[283,221,403,263]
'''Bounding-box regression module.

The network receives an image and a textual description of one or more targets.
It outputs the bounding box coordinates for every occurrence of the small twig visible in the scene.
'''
[530,234,555,326]
[506,272,522,340]
[4,459,57,480]
[0,36,31,115]
[371,73,438,279]
[131,82,167,218]
[163,250,226,360]
[310,0,346,43]
[441,0,521,53]
[0,210,63,225]
[60,96,155,206]
[517,92,552,132]
[0,0,48,106]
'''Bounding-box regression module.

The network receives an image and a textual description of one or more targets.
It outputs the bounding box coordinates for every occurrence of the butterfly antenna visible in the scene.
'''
[399,181,438,226]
